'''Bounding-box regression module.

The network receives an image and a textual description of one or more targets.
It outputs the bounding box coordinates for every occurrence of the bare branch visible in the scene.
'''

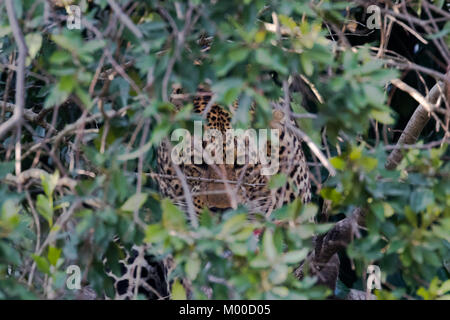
[284,121,336,176]
[390,79,438,112]
[107,0,143,40]
[0,100,54,131]
[4,168,77,191]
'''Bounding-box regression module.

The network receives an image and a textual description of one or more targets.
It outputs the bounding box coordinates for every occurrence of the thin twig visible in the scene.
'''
[107,0,143,40]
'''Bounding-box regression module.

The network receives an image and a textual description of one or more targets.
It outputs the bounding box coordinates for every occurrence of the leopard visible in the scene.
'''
[106,85,342,300]
[156,85,312,216]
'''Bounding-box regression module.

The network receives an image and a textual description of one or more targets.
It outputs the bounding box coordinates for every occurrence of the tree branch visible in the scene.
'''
[0,100,54,131]
[107,0,143,40]
[0,0,28,140]
[385,79,446,170]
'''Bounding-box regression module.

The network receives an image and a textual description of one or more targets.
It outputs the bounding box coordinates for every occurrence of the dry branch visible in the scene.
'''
[4,168,77,190]
[107,0,143,39]
[0,101,54,131]
[385,80,446,170]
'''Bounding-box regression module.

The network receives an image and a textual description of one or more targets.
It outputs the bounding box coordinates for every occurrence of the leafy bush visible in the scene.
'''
[0,0,448,299]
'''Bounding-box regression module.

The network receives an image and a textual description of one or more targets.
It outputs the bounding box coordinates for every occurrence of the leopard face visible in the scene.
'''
[156,86,312,217]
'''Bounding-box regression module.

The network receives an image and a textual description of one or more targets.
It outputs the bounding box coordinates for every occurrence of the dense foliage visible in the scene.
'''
[0,0,449,300]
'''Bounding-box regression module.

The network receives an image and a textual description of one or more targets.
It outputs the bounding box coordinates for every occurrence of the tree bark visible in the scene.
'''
[385,70,449,170]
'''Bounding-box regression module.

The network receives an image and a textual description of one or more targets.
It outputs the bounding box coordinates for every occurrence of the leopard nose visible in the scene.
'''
[209,207,232,214]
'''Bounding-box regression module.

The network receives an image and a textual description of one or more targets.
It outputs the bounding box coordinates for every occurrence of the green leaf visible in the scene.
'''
[145,224,167,243]
[50,51,72,65]
[263,229,277,261]
[268,173,287,190]
[58,76,76,93]
[1,199,20,222]
[410,189,434,213]
[423,250,442,267]
[282,249,309,264]
[300,54,313,76]
[0,26,11,37]
[120,193,148,213]
[36,194,53,227]
[41,171,59,198]
[185,255,201,280]
[44,85,70,109]
[363,84,385,107]
[0,161,14,178]
[80,40,106,53]
[411,246,423,264]
[329,157,346,170]
[220,214,247,236]
[298,203,318,223]
[250,256,271,268]
[269,264,289,284]
[48,246,62,266]
[0,242,21,265]
[228,47,249,62]
[361,156,378,172]
[272,286,289,297]
[149,121,171,146]
[404,206,417,227]
[370,110,394,124]
[370,202,385,221]
[255,48,288,74]
[32,255,50,275]
[161,199,187,231]
[383,203,395,218]
[75,87,93,109]
[51,33,81,54]
[320,188,342,203]
[25,33,42,66]
[199,208,213,228]
[212,78,244,105]
[172,279,187,300]
[254,48,272,66]
[437,280,450,296]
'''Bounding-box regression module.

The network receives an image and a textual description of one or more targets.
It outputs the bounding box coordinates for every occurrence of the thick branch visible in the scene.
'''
[315,207,366,265]
[385,80,445,170]
[295,207,367,294]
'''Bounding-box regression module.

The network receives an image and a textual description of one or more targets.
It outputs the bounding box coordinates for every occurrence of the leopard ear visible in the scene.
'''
[270,109,285,129]
[272,110,285,122]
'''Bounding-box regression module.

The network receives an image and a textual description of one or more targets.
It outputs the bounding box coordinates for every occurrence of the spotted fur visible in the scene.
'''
[157,87,311,215]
